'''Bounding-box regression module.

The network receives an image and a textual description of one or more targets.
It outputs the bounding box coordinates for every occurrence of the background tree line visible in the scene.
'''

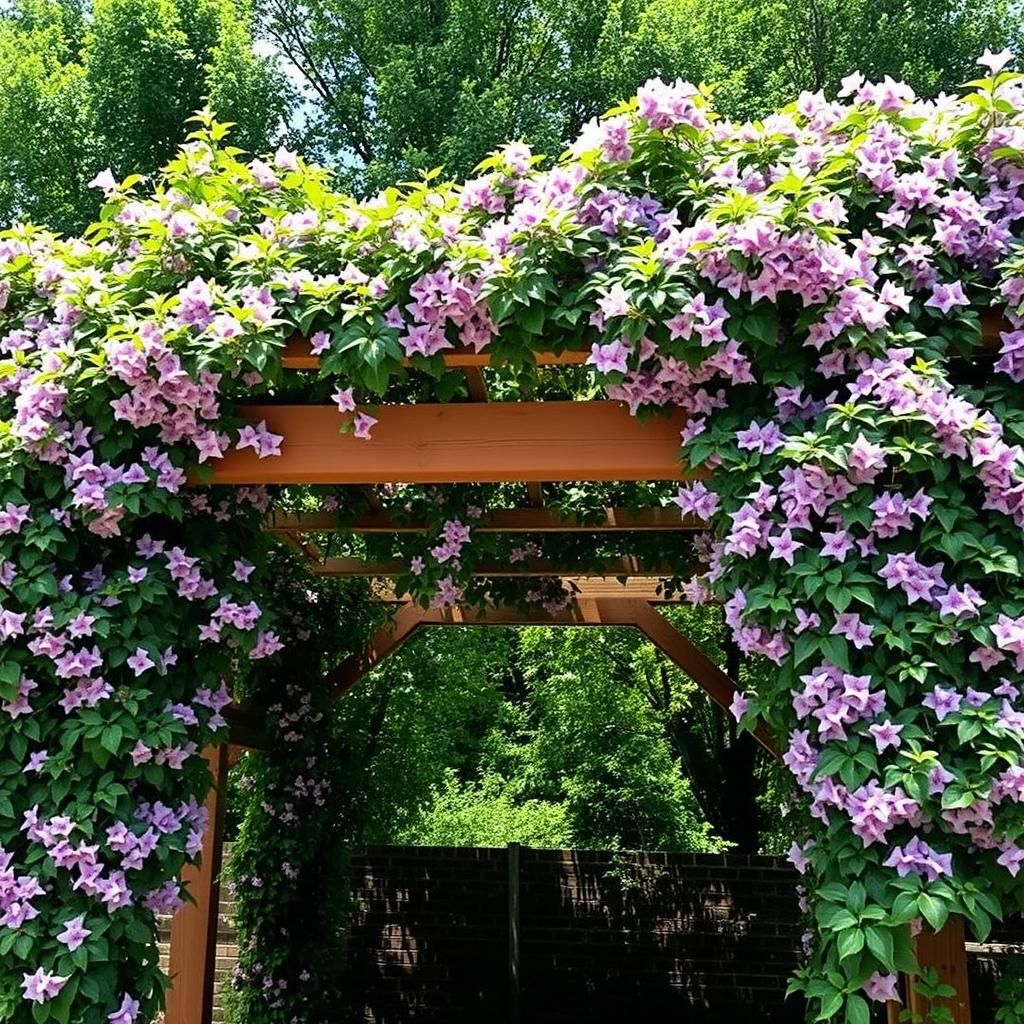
[2,0,1020,234]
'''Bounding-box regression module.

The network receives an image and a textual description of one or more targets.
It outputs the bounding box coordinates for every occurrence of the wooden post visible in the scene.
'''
[508,842,521,1024]
[907,917,972,1023]
[166,745,229,1024]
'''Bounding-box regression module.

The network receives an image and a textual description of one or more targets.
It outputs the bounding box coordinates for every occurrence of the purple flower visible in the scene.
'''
[332,386,355,413]
[768,529,802,566]
[587,339,630,375]
[126,648,154,677]
[729,691,749,722]
[867,720,903,753]
[922,686,962,722]
[830,612,873,649]
[863,972,900,1003]
[924,281,968,315]
[57,914,91,952]
[108,994,141,1024]
[21,969,69,1003]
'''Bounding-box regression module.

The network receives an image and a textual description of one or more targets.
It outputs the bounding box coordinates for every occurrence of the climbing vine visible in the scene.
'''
[1,47,1024,1024]
[225,555,379,1024]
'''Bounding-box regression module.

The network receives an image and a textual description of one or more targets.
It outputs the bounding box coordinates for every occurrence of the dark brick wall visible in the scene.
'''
[159,844,1024,1023]
[347,846,808,1024]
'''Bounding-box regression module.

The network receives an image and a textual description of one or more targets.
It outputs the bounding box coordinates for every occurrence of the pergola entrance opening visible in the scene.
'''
[165,340,973,1024]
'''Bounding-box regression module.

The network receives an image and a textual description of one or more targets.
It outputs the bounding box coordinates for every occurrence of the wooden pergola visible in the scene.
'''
[166,334,977,1024]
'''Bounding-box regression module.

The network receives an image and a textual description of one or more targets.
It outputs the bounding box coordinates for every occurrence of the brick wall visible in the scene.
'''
[347,846,806,1024]
[159,844,1023,1023]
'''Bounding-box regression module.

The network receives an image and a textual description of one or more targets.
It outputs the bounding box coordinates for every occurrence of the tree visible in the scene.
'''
[0,0,283,233]
[261,0,1024,189]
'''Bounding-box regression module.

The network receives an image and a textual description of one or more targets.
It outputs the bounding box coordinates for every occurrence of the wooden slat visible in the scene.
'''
[628,601,776,753]
[166,745,228,1024]
[908,919,972,1023]
[463,366,489,402]
[223,703,269,750]
[282,336,591,369]
[266,506,702,534]
[312,556,681,577]
[209,402,693,485]
[281,312,1004,371]
[369,577,685,603]
[323,597,774,754]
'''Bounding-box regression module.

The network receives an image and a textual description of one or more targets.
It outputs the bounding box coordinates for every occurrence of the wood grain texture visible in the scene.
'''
[265,506,703,534]
[208,402,694,485]
[166,745,228,1024]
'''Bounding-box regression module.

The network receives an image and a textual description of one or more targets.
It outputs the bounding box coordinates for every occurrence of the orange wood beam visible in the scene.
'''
[323,596,773,755]
[907,919,972,1023]
[369,576,687,603]
[282,335,591,370]
[208,402,693,485]
[223,703,269,750]
[281,312,1003,371]
[312,556,682,577]
[266,506,703,534]
[166,745,228,1024]
[327,601,434,698]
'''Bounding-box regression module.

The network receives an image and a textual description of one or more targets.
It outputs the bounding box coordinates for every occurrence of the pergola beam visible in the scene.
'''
[265,506,702,534]
[282,336,592,369]
[322,597,775,753]
[207,402,693,485]
[280,312,1003,371]
[368,576,686,603]
[312,556,682,578]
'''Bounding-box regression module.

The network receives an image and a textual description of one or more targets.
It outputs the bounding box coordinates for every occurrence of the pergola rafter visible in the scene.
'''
[265,506,704,534]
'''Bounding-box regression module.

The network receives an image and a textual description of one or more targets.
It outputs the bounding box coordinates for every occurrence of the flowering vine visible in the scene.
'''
[1,46,1024,1024]
[225,557,379,1024]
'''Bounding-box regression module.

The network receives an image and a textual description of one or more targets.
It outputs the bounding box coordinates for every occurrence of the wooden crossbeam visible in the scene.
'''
[368,577,686,603]
[209,402,693,485]
[312,556,681,577]
[282,336,591,370]
[280,311,1003,371]
[323,597,775,753]
[266,506,702,534]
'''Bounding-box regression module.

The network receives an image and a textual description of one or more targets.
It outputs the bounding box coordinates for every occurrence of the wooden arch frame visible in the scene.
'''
[166,329,985,1024]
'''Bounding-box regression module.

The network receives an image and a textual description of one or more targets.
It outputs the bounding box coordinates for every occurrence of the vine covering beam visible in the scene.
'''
[265,506,702,534]
[311,556,684,577]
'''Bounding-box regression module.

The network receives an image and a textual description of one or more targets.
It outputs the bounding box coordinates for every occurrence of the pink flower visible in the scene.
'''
[126,648,154,677]
[21,968,69,1003]
[353,412,377,440]
[56,914,91,952]
[863,972,900,1003]
[332,387,356,413]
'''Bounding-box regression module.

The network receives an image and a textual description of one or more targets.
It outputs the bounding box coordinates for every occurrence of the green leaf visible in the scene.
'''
[844,993,870,1024]
[837,926,865,960]
[917,893,949,932]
